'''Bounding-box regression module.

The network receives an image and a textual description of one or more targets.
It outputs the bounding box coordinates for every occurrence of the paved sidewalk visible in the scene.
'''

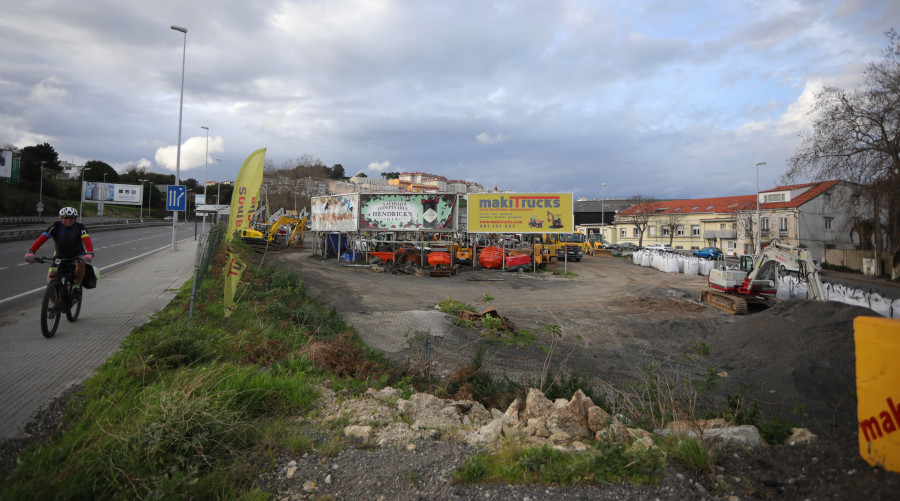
[0,239,199,441]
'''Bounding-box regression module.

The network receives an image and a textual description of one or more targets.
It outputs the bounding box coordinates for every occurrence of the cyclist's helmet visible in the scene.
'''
[59,207,78,218]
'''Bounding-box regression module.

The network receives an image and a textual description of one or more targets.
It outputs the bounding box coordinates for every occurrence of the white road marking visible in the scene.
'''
[0,237,194,306]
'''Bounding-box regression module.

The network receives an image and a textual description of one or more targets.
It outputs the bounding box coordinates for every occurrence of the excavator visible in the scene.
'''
[240,207,308,253]
[700,239,826,315]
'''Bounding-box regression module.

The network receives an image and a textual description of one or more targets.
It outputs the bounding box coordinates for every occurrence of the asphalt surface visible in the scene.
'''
[0,237,198,441]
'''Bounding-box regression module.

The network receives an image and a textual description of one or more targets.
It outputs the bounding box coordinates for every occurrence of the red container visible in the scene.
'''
[370,251,395,263]
[478,247,504,269]
[428,252,452,267]
[505,254,531,267]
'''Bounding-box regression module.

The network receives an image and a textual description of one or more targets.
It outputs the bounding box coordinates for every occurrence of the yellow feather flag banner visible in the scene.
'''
[223,244,246,318]
[226,148,267,242]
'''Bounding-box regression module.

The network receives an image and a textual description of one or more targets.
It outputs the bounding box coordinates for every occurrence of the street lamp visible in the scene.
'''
[755,161,766,255]
[201,126,209,200]
[139,179,149,221]
[38,161,46,217]
[79,167,91,219]
[201,126,209,235]
[171,24,188,251]
[214,158,221,204]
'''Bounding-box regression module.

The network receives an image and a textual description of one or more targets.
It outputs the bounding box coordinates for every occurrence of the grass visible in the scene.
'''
[453,438,664,486]
[0,241,392,499]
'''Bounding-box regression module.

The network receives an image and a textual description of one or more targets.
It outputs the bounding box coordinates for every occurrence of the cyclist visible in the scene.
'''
[24,207,95,297]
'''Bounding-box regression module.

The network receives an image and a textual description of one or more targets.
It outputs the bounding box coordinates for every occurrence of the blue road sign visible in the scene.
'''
[166,185,187,211]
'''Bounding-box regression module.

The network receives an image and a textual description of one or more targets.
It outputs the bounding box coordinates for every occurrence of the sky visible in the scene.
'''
[1,0,898,200]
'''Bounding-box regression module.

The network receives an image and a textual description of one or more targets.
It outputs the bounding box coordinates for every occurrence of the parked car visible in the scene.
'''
[645,243,674,252]
[616,242,639,251]
[692,247,723,259]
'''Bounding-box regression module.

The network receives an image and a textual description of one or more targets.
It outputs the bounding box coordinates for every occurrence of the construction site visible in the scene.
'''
[232,190,900,498]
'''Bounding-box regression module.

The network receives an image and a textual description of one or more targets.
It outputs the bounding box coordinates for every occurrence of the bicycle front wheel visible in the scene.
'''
[41,282,62,338]
[66,283,82,322]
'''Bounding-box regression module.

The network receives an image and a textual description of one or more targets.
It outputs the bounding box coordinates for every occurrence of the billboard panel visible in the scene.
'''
[310,194,360,232]
[358,193,456,231]
[467,193,573,233]
[0,150,11,178]
[83,182,143,205]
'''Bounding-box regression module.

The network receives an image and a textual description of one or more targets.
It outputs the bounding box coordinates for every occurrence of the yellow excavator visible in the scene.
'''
[240,208,308,253]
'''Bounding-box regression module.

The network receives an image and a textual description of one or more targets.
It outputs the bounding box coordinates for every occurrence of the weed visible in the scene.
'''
[402,469,421,485]
[454,438,664,486]
[437,297,478,315]
[659,434,714,474]
[480,293,494,303]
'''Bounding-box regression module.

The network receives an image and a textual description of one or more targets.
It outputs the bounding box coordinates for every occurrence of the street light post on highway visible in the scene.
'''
[171,24,188,251]
[36,161,47,217]
[79,167,90,220]
[755,161,766,255]
[214,158,221,204]
[201,126,209,235]
[139,178,149,221]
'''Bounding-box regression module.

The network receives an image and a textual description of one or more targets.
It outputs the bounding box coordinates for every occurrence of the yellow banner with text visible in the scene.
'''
[467,193,573,233]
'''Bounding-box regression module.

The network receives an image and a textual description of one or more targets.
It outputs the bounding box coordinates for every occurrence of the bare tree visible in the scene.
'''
[659,212,686,246]
[783,30,900,274]
[619,196,658,247]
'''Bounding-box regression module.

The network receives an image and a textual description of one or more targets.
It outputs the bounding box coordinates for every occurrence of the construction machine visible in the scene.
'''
[700,240,826,314]
[557,233,585,262]
[240,208,308,252]
[588,234,605,253]
[530,233,560,268]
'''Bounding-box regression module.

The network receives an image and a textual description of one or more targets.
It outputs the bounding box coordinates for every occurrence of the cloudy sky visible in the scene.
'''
[2,1,897,199]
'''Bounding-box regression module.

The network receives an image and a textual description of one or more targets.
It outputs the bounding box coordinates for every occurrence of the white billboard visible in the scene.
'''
[0,150,11,178]
[82,182,143,206]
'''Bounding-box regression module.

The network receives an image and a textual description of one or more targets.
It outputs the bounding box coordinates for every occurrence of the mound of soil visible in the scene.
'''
[712,300,877,434]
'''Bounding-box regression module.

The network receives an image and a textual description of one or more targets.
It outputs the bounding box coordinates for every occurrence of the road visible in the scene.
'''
[0,224,200,315]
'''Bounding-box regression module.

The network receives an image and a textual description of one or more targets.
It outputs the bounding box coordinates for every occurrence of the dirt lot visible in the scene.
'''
[267,249,900,499]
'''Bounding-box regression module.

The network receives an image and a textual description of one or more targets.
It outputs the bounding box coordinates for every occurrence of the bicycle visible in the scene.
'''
[33,256,83,338]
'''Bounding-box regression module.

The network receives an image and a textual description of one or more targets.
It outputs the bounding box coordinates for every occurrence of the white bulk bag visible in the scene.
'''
[665,255,680,273]
[776,276,792,300]
[684,258,700,275]
[868,293,892,317]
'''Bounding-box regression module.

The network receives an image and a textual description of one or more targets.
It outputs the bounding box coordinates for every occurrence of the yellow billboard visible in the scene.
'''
[467,193,573,233]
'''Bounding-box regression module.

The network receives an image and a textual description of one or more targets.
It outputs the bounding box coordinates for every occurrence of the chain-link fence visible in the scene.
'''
[188,223,227,316]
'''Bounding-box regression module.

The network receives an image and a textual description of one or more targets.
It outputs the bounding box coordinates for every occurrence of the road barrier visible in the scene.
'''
[0,219,172,242]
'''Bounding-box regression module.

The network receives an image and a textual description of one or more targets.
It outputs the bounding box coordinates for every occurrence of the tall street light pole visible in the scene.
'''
[79,167,91,220]
[215,158,221,205]
[171,24,188,251]
[38,161,46,217]
[755,161,766,255]
[600,183,608,244]
[139,178,148,221]
[201,126,209,235]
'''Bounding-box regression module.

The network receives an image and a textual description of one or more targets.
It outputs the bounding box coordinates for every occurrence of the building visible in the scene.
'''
[611,180,862,259]
[613,195,753,253]
[735,180,862,260]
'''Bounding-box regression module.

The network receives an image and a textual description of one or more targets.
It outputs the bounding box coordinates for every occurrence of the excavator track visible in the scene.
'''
[699,291,748,315]
[241,237,280,253]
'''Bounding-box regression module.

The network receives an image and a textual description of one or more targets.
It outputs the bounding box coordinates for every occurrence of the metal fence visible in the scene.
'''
[188,223,227,316]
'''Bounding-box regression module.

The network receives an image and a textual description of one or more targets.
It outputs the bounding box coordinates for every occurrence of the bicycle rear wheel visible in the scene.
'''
[66,282,82,322]
[41,282,62,338]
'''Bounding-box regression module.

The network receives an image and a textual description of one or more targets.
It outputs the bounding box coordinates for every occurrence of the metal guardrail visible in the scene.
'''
[0,220,172,242]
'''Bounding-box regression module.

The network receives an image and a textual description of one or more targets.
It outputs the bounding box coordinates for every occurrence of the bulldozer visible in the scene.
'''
[240,207,308,253]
